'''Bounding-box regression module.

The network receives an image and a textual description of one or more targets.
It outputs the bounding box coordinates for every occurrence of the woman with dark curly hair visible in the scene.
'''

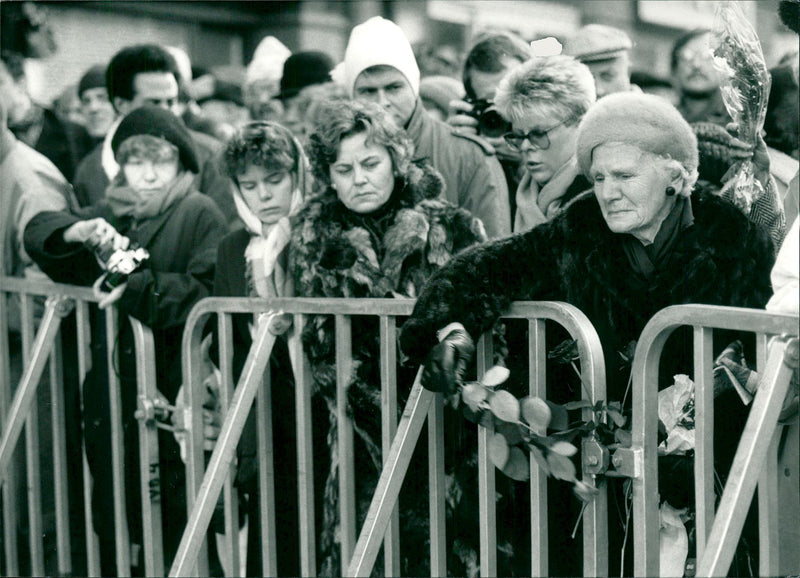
[292,99,488,575]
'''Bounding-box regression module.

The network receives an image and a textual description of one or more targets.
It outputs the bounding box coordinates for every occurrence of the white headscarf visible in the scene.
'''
[231,128,309,299]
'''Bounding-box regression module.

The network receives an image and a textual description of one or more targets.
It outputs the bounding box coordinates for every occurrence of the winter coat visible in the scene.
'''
[213,228,300,576]
[399,189,775,576]
[23,190,227,572]
[290,160,488,576]
[405,99,511,239]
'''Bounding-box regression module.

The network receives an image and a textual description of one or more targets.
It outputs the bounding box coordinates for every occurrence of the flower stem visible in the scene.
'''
[570,361,594,403]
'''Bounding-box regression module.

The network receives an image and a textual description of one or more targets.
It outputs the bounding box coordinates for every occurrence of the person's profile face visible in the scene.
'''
[81,87,116,138]
[353,67,416,128]
[468,55,522,102]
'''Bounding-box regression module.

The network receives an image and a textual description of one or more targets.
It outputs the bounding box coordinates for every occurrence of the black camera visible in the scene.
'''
[85,230,150,290]
[466,98,511,139]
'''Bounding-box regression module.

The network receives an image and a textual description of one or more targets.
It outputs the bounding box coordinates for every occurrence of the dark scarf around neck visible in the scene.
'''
[622,196,694,283]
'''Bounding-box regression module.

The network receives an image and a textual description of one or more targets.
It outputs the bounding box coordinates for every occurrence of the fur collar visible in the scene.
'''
[292,160,486,299]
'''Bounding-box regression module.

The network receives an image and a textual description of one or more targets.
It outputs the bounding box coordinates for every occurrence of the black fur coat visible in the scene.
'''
[399,189,775,575]
[290,160,488,576]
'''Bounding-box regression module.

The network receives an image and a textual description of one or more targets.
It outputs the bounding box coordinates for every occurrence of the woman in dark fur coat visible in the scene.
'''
[292,100,487,575]
[400,93,775,576]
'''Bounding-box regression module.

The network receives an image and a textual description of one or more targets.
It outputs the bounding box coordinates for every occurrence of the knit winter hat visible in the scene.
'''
[576,92,698,177]
[342,16,420,97]
[112,105,199,173]
[77,64,107,98]
[279,51,334,101]
[246,36,291,87]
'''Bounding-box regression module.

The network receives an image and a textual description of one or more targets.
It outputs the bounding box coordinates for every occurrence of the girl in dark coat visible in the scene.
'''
[23,106,228,576]
[212,120,311,575]
[399,93,775,576]
[292,100,488,575]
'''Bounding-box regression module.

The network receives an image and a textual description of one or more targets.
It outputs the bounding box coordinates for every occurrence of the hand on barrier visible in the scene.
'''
[92,274,127,309]
[421,322,474,394]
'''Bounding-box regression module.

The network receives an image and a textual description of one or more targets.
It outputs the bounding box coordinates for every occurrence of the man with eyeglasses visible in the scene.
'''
[493,55,597,232]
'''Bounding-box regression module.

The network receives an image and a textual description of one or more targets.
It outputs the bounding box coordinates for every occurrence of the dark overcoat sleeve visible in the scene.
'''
[23,209,104,286]
[117,199,228,329]
[398,223,564,365]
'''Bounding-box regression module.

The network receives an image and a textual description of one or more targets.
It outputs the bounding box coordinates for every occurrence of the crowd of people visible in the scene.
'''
[1,2,798,576]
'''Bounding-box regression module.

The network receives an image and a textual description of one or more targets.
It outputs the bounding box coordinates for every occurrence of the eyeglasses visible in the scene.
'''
[502,119,570,151]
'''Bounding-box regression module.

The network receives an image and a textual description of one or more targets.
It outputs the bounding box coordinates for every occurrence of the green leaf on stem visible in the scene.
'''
[489,432,510,469]
[547,453,577,482]
[489,390,520,423]
[481,365,510,387]
[503,447,530,481]
[521,397,551,431]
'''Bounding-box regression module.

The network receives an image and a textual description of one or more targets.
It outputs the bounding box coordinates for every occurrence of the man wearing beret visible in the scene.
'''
[563,23,639,99]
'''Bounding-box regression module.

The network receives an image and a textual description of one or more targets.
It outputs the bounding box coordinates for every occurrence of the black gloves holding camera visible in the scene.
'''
[421,323,475,395]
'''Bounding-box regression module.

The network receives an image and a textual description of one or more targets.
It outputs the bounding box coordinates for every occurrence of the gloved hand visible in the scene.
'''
[421,323,474,394]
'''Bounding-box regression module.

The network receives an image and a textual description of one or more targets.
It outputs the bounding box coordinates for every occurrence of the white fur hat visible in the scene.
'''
[343,16,420,97]
[246,36,291,86]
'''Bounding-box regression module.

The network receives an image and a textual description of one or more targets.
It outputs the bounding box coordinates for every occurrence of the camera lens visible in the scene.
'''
[478,108,511,139]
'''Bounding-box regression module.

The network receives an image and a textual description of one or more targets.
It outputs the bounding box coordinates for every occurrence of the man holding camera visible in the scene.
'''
[447,32,531,224]
[342,17,511,238]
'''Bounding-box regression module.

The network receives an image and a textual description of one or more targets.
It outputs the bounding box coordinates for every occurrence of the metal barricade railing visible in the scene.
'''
[623,304,799,577]
[0,276,164,577]
[171,297,607,578]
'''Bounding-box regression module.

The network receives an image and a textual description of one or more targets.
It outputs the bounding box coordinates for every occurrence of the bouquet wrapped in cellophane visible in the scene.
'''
[710,1,771,214]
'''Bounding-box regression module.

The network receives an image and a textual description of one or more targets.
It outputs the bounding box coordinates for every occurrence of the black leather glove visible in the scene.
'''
[421,324,474,394]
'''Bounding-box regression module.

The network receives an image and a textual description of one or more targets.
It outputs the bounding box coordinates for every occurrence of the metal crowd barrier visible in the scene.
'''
[170,297,607,577]
[625,304,799,577]
[0,276,165,577]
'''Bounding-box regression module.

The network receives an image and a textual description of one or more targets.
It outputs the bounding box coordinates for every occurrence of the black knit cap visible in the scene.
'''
[77,64,106,98]
[112,105,199,173]
[279,51,334,101]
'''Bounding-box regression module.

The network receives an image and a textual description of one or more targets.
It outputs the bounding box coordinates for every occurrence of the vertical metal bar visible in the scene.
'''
[49,333,73,575]
[577,320,608,578]
[756,333,780,576]
[693,326,715,559]
[0,288,20,576]
[631,333,664,578]
[76,301,100,577]
[528,319,548,576]
[347,372,433,577]
[131,319,164,578]
[379,317,401,576]
[289,314,316,576]
[105,308,131,576]
[428,391,446,577]
[217,314,241,576]
[183,315,209,576]
[170,318,276,577]
[257,364,277,577]
[21,294,44,577]
[477,334,497,577]
[335,315,356,572]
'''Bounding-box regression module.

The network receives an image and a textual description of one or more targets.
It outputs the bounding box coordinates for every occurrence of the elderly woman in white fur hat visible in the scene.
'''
[399,92,775,576]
